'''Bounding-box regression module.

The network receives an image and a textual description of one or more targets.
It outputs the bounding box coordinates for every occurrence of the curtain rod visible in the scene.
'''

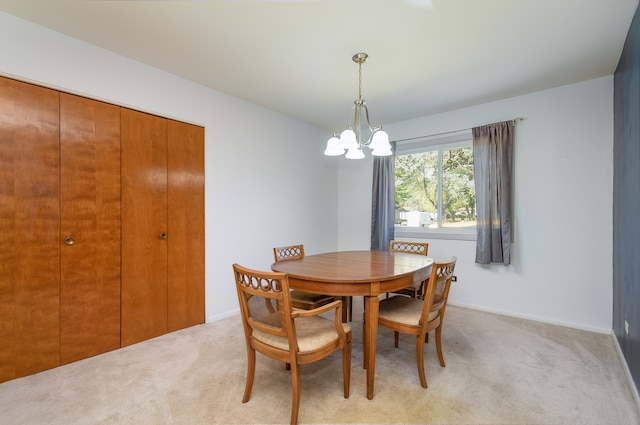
[392,117,524,143]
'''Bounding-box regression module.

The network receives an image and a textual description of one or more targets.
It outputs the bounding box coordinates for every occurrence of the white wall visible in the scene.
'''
[0,12,340,323]
[0,11,615,333]
[337,77,614,333]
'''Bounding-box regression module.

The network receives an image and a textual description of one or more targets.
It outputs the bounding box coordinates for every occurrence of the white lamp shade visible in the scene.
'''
[371,146,393,156]
[368,129,390,150]
[345,147,365,160]
[339,129,358,150]
[324,136,345,156]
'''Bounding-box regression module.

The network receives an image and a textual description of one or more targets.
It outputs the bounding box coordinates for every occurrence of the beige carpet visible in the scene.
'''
[1,305,639,425]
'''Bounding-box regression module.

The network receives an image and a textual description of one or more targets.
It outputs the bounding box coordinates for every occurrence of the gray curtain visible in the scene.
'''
[371,142,395,251]
[473,121,514,265]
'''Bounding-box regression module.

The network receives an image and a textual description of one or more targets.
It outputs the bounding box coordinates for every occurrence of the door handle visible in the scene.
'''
[64,237,75,245]
[159,233,167,240]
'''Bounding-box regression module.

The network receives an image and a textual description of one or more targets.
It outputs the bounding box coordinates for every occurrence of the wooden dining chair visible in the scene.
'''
[273,244,351,322]
[388,240,430,298]
[377,257,457,388]
[232,263,352,425]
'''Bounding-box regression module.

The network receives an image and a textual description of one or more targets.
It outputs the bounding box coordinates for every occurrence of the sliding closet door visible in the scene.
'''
[121,108,168,347]
[167,119,205,332]
[0,77,60,381]
[59,93,121,364]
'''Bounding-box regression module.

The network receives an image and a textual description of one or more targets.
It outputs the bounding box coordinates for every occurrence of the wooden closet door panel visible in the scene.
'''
[121,108,168,347]
[59,94,121,364]
[167,120,205,332]
[0,77,60,381]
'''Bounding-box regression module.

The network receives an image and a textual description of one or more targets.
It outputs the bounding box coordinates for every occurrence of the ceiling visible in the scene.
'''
[0,0,637,132]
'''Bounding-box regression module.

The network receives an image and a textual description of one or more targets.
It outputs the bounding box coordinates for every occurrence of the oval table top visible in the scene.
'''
[270,250,434,283]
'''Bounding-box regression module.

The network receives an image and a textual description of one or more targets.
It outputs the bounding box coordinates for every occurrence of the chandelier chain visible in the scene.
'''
[358,61,363,101]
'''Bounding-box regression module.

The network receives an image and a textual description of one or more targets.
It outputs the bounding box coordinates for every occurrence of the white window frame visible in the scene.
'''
[394,130,476,241]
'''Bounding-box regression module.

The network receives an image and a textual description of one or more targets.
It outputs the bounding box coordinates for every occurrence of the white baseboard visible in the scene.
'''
[447,301,612,334]
[206,308,239,323]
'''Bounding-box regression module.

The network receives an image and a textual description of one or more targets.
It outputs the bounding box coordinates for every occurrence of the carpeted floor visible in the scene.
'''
[1,305,639,425]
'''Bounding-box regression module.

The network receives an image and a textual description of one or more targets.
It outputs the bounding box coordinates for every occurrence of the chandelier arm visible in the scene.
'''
[354,103,362,148]
[325,52,391,159]
[362,103,375,147]
[348,104,357,128]
[362,103,373,129]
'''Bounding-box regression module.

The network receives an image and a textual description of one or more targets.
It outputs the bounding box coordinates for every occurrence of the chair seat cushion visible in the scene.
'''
[253,316,351,352]
[378,296,439,326]
[392,283,421,297]
[290,290,336,309]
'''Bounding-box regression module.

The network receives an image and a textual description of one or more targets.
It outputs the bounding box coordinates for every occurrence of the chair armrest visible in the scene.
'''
[291,299,342,318]
[291,299,348,343]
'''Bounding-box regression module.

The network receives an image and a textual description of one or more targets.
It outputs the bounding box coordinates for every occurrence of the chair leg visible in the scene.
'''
[290,363,301,425]
[415,335,427,388]
[394,331,400,348]
[342,333,352,398]
[243,347,256,403]
[435,325,445,367]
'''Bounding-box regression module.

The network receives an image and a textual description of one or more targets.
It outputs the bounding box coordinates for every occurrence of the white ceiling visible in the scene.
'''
[0,0,637,132]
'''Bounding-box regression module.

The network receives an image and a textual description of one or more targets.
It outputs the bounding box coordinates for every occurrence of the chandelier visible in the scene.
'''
[324,53,392,159]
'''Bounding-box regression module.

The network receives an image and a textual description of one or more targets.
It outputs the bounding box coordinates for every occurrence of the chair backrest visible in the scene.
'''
[422,257,457,319]
[232,263,297,351]
[389,240,429,256]
[273,244,305,263]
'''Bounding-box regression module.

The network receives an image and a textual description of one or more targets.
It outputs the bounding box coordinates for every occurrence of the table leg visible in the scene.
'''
[364,295,379,400]
[340,296,353,323]
[363,297,367,369]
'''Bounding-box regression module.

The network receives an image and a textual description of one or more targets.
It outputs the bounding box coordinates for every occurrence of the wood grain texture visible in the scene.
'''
[166,119,205,332]
[0,77,60,381]
[121,108,168,347]
[271,250,431,289]
[0,76,206,381]
[59,93,121,364]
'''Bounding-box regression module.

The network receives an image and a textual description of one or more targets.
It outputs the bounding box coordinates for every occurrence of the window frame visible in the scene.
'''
[394,130,476,241]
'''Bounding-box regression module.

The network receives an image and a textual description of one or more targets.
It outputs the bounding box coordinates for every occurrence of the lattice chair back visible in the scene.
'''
[273,244,305,262]
[389,240,429,256]
[387,240,430,298]
[423,257,457,318]
[233,264,297,353]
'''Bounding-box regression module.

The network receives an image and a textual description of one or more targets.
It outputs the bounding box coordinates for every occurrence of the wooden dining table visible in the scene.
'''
[271,250,433,400]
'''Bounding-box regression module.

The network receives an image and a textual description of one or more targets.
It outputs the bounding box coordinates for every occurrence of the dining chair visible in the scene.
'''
[388,240,430,298]
[377,257,457,388]
[232,263,352,425]
[273,244,351,322]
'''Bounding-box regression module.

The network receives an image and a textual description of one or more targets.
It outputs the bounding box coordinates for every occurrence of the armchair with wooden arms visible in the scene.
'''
[377,257,457,388]
[232,263,352,425]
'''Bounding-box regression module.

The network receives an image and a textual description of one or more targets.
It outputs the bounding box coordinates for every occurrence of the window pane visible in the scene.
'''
[395,142,475,232]
[441,146,475,228]
[395,151,438,228]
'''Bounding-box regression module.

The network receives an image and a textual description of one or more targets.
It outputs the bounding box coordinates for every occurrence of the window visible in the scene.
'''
[394,131,476,240]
